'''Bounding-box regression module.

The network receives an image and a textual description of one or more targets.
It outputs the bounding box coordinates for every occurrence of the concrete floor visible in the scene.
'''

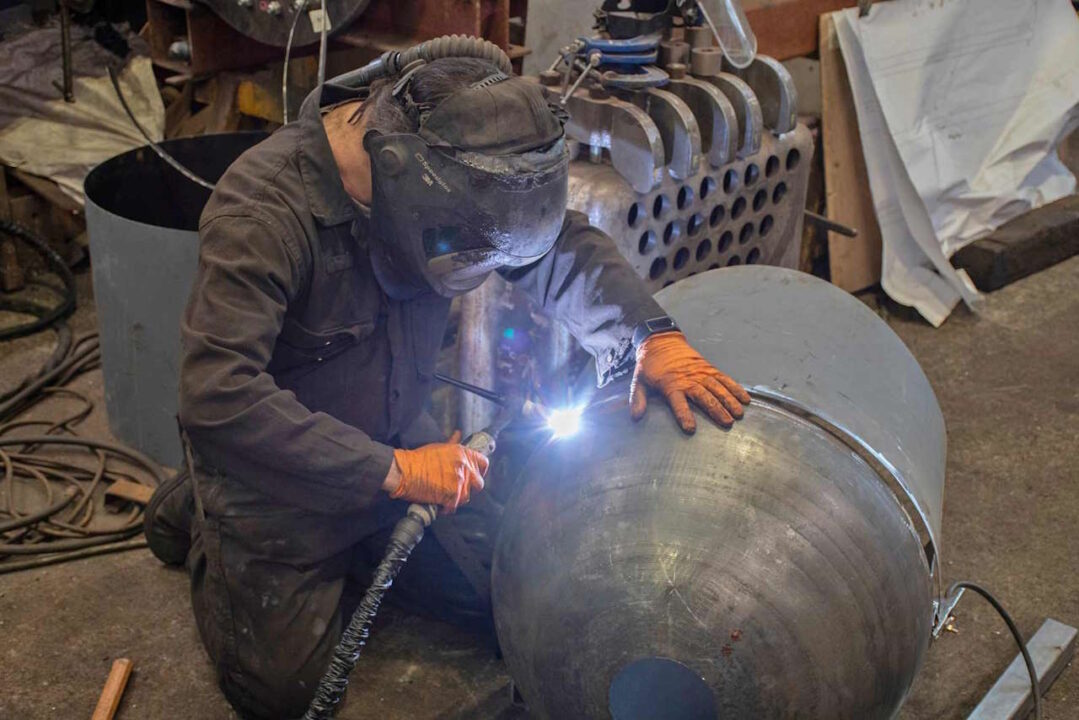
[0,258,1076,719]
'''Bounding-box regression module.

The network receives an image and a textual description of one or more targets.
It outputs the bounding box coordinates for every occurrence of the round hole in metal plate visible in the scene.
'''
[773,182,788,205]
[765,154,780,177]
[786,148,801,170]
[696,238,712,261]
[744,163,760,186]
[710,204,725,227]
[653,194,671,218]
[663,221,680,245]
[673,246,690,270]
[718,231,733,253]
[747,247,761,264]
[753,189,768,212]
[727,254,742,266]
[699,176,716,199]
[649,257,668,280]
[677,185,694,210]
[731,196,747,220]
[687,213,704,236]
[760,214,774,236]
[609,657,716,720]
[627,202,643,228]
[638,230,657,255]
[723,168,739,194]
[739,222,754,245]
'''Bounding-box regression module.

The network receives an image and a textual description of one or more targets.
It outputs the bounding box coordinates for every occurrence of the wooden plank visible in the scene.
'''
[819,12,881,292]
[746,0,872,61]
[953,194,1079,292]
[105,479,156,506]
[91,658,134,720]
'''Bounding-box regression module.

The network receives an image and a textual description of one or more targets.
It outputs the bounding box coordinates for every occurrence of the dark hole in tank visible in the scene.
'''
[609,657,716,720]
[84,132,268,231]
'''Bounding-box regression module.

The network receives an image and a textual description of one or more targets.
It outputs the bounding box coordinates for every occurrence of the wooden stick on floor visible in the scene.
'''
[91,658,133,720]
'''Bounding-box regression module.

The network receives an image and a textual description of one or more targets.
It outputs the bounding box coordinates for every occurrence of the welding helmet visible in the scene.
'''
[363,66,570,298]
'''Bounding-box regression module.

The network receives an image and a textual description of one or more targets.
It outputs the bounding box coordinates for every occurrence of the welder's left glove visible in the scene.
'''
[629,331,751,434]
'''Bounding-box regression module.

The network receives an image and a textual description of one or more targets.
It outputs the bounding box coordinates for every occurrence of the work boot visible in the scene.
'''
[144,468,195,566]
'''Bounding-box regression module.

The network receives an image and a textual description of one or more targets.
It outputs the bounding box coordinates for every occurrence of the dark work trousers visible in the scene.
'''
[186,465,490,720]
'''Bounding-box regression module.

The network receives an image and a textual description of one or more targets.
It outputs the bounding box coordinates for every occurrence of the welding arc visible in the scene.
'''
[0,330,167,574]
[0,219,77,341]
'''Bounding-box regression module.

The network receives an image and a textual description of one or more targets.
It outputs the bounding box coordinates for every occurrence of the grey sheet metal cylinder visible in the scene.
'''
[492,266,944,719]
[84,133,266,466]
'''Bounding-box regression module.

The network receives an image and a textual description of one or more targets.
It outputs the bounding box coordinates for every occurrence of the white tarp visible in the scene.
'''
[0,23,164,206]
[834,0,1079,325]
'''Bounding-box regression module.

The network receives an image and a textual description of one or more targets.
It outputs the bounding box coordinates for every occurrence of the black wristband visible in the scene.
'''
[632,316,680,348]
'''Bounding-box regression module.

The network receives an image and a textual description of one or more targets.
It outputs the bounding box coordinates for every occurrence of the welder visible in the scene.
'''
[144,42,750,719]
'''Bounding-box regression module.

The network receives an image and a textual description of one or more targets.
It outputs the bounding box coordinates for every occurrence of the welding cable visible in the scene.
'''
[329,34,511,88]
[0,220,77,341]
[316,0,329,88]
[947,580,1042,720]
[0,332,166,572]
[0,537,147,575]
[281,0,309,124]
[107,66,216,191]
[304,510,430,719]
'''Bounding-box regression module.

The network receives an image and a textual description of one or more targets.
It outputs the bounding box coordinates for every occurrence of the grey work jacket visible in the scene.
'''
[178,84,663,518]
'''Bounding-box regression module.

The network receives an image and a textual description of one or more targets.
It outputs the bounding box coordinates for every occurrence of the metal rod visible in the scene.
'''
[804,210,858,237]
[434,372,506,406]
[58,2,74,103]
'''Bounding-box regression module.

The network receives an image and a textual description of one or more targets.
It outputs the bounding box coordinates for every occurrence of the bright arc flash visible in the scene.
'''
[546,406,583,439]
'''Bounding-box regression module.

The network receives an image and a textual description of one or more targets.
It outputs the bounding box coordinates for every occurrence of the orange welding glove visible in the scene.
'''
[390,431,489,513]
[629,332,751,434]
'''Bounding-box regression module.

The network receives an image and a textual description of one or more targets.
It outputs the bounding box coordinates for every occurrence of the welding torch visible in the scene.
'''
[305,377,524,720]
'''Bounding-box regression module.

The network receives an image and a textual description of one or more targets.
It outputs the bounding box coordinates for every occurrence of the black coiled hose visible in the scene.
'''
[303,511,431,720]
[0,219,77,340]
[328,34,512,89]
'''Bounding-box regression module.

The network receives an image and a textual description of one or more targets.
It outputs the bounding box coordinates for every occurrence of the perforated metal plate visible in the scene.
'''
[566,125,812,291]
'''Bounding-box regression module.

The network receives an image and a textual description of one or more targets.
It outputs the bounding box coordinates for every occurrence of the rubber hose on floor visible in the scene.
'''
[0,219,77,341]
[303,514,429,719]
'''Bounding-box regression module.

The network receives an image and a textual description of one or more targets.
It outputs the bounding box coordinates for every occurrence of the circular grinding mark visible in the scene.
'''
[609,657,717,720]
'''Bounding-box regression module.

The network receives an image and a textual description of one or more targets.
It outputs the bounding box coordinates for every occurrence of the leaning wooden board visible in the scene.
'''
[819,12,882,292]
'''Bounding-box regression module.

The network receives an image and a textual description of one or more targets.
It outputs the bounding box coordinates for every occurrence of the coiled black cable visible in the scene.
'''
[0,219,77,340]
[948,580,1042,720]
[304,513,429,719]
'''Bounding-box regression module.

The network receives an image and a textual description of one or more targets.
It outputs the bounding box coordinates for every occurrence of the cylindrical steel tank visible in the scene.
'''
[492,266,945,719]
[84,133,267,466]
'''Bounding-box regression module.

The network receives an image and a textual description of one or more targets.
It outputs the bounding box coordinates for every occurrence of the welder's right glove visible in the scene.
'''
[387,431,488,512]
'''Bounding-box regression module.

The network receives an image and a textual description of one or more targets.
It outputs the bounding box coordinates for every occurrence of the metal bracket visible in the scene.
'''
[700,73,763,158]
[728,55,798,135]
[559,89,666,193]
[628,87,701,180]
[665,76,738,168]
[932,586,965,638]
